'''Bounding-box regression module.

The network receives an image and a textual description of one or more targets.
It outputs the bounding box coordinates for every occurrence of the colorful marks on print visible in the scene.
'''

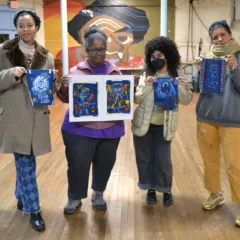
[73,83,98,117]
[106,80,131,114]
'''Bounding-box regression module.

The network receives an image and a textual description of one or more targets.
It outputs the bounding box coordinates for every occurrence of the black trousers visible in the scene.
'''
[62,130,120,200]
[133,125,172,193]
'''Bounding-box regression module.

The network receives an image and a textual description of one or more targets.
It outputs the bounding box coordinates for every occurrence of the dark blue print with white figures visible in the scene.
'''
[200,58,227,94]
[73,83,98,117]
[153,77,178,111]
[106,80,131,114]
[26,70,54,106]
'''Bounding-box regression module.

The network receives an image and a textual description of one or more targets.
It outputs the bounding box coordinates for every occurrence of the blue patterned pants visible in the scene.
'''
[14,152,40,214]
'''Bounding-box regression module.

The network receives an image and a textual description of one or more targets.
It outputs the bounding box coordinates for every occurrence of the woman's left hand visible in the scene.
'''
[178,77,188,86]
[134,75,140,87]
[53,70,59,81]
[227,55,238,70]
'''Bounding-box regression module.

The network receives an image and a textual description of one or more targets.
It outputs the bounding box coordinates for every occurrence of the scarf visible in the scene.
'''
[207,38,240,58]
[18,39,35,69]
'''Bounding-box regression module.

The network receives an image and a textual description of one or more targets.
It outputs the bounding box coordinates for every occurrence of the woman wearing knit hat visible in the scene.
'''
[195,20,240,227]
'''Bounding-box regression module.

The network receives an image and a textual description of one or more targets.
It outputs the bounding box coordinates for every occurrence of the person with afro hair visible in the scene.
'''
[132,36,193,206]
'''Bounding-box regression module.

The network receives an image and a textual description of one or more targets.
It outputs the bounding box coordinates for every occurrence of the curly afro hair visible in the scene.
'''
[145,36,181,77]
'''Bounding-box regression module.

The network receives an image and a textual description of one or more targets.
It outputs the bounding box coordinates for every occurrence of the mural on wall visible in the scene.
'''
[44,0,154,69]
[44,0,175,69]
[66,0,150,68]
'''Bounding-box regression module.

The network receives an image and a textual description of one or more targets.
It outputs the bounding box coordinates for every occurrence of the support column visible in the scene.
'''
[161,0,168,37]
[60,0,69,75]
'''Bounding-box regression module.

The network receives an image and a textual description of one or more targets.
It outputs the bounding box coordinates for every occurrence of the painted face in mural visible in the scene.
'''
[79,15,134,64]
[16,15,38,45]
[67,0,150,67]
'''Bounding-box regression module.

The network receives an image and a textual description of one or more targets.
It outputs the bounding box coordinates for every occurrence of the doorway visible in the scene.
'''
[0,34,9,44]
[0,31,17,44]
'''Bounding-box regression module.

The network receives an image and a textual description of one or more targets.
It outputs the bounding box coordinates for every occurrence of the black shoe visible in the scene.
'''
[29,213,45,232]
[17,200,23,211]
[163,192,173,206]
[146,189,157,204]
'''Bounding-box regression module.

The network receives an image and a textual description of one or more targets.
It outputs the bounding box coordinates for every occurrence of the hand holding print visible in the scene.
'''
[60,75,71,95]
[226,55,238,70]
[14,67,27,80]
[194,55,203,72]
[177,77,188,86]
[144,76,155,86]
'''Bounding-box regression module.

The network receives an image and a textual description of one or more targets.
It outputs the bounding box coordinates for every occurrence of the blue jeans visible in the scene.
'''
[14,152,40,214]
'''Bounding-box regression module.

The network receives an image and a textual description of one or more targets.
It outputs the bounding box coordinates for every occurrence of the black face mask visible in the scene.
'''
[151,58,166,70]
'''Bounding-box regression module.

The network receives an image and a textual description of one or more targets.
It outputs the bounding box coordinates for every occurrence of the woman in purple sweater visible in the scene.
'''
[57,26,124,214]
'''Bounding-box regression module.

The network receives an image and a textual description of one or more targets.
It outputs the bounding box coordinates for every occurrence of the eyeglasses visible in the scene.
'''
[88,48,107,55]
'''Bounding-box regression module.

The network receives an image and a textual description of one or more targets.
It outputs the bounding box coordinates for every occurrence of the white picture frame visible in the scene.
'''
[69,75,134,122]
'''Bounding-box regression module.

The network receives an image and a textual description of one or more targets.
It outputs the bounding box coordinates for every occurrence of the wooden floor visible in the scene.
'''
[0,93,239,240]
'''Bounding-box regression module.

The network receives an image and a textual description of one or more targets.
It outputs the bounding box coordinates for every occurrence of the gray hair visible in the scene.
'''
[84,26,107,52]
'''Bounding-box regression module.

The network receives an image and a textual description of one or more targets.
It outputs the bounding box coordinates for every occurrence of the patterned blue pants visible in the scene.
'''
[14,152,40,214]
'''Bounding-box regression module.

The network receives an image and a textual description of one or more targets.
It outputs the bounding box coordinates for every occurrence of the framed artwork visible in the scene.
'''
[200,58,227,94]
[26,69,54,106]
[153,77,178,111]
[69,75,134,122]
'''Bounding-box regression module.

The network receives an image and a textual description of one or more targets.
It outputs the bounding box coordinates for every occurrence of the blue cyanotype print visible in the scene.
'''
[26,70,54,106]
[153,77,178,111]
[200,58,227,94]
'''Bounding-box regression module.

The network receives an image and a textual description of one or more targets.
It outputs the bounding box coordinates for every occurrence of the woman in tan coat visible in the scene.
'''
[0,10,57,232]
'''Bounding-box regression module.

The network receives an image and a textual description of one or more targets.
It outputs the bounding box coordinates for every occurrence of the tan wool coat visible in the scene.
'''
[0,38,55,156]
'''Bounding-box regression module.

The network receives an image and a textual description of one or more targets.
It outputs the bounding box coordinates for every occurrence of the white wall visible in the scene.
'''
[174,0,232,62]
[0,0,45,46]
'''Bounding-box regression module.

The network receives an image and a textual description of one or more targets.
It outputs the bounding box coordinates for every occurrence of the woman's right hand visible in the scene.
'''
[60,75,71,88]
[194,56,203,72]
[60,75,71,95]
[13,67,27,79]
